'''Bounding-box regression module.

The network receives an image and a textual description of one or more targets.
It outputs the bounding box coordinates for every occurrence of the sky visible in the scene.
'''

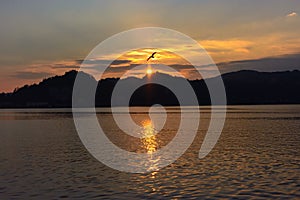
[0,0,300,92]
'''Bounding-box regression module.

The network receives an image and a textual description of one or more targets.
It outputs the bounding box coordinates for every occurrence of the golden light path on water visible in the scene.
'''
[141,119,157,153]
[140,119,160,175]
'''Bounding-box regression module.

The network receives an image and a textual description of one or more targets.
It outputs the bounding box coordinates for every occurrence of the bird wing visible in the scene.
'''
[147,52,157,61]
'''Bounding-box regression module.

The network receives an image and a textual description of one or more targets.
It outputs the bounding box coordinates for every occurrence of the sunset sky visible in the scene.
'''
[0,0,300,92]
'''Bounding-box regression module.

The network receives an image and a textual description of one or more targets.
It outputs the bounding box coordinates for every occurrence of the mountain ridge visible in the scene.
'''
[0,70,299,107]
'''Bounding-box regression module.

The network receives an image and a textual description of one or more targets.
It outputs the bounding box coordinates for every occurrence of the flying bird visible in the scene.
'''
[147,52,157,61]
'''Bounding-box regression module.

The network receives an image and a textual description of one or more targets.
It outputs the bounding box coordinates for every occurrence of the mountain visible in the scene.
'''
[221,70,300,104]
[0,70,300,108]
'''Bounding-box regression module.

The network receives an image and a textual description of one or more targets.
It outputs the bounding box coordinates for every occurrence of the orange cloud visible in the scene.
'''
[286,12,298,17]
[199,39,253,62]
[200,39,252,52]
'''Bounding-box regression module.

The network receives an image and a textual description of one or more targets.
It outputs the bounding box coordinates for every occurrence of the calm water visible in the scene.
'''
[0,105,299,199]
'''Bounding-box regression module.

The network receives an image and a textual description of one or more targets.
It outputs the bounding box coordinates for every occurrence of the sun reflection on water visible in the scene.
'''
[141,119,158,154]
[140,119,161,172]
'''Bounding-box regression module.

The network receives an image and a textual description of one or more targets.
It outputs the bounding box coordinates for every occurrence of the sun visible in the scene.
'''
[146,68,153,75]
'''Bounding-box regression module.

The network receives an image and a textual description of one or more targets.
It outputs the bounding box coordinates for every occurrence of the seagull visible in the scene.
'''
[147,52,157,61]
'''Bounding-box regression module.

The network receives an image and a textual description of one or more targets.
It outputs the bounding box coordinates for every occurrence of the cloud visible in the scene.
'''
[11,71,53,80]
[200,39,253,53]
[286,12,297,17]
[199,39,254,62]
[50,64,80,69]
[6,53,300,88]
[217,53,300,73]
[88,53,300,80]
[178,53,300,79]
[76,59,131,65]
[169,64,195,70]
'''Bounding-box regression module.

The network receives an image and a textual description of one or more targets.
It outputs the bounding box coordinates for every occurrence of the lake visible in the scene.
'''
[0,105,299,199]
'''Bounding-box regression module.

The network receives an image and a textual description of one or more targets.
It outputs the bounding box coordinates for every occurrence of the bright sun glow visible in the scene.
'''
[146,68,153,75]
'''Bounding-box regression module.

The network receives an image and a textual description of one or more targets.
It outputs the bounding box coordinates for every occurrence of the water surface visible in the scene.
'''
[0,105,299,199]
